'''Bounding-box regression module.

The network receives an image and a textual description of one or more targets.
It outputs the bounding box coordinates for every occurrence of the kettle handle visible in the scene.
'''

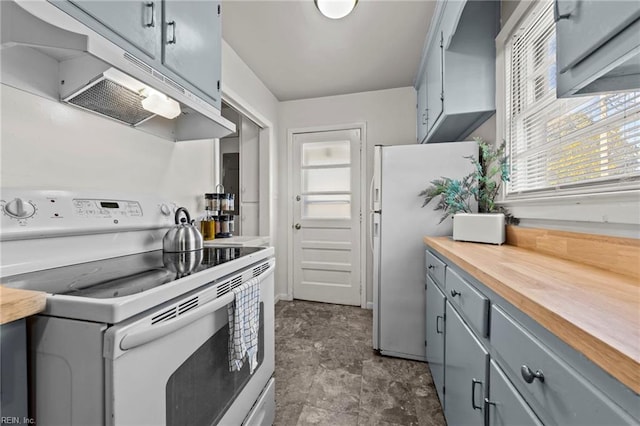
[174,207,191,225]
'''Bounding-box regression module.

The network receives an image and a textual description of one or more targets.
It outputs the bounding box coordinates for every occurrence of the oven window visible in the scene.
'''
[165,302,265,426]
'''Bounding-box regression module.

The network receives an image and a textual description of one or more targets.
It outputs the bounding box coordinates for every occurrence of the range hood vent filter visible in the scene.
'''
[66,79,155,126]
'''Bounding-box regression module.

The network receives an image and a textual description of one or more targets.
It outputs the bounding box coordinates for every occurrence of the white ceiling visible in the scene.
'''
[221,1,436,101]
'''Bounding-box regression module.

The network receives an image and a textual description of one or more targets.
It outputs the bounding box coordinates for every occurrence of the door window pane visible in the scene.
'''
[302,195,351,219]
[302,167,351,192]
[302,140,350,166]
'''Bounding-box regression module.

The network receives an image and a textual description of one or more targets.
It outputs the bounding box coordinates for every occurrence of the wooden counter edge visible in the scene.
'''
[0,285,46,325]
[423,236,640,395]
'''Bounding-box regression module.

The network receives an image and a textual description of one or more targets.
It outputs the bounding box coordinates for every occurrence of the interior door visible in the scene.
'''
[292,128,361,306]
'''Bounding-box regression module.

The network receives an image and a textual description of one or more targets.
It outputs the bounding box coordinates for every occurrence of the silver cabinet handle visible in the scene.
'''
[145,2,155,28]
[167,20,177,44]
[521,365,545,383]
[554,0,573,22]
[436,315,444,334]
[471,379,483,410]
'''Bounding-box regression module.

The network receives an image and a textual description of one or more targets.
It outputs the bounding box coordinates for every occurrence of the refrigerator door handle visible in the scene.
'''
[369,176,375,211]
[369,211,375,253]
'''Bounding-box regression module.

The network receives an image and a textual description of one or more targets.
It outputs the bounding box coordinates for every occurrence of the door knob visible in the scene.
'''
[294,223,301,230]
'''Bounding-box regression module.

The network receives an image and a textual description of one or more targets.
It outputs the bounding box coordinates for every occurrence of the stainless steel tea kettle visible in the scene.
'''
[163,207,203,253]
[163,250,203,278]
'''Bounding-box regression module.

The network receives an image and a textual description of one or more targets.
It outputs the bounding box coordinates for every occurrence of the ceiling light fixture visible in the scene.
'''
[314,0,358,19]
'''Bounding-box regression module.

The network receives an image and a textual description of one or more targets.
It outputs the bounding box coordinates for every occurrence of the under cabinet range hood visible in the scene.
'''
[0,0,235,141]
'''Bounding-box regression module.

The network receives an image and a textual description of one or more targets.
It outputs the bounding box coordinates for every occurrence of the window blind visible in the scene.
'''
[505,1,640,195]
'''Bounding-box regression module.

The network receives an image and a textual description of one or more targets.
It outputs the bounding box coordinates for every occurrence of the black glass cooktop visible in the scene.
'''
[2,247,264,299]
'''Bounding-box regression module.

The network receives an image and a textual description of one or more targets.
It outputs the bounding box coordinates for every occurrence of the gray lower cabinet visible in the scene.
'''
[491,306,637,426]
[486,360,543,426]
[444,302,488,425]
[425,276,446,406]
[0,319,28,419]
[425,248,640,426]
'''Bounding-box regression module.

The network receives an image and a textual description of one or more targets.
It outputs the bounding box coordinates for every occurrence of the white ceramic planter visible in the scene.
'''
[452,213,505,245]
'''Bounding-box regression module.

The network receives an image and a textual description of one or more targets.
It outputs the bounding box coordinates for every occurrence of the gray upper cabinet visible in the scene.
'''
[163,1,221,107]
[556,0,640,97]
[416,0,499,143]
[425,31,443,134]
[50,0,221,108]
[416,69,428,143]
[68,1,161,60]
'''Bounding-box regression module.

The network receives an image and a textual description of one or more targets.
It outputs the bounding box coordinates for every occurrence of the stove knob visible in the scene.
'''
[4,198,36,219]
[160,203,172,216]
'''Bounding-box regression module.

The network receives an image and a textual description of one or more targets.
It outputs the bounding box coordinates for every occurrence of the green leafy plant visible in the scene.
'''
[419,138,518,224]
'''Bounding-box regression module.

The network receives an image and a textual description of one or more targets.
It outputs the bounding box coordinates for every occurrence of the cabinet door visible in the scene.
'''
[163,0,221,106]
[444,303,488,426]
[67,1,161,60]
[556,0,640,74]
[426,276,446,407]
[416,70,428,143]
[487,361,543,426]
[425,32,443,133]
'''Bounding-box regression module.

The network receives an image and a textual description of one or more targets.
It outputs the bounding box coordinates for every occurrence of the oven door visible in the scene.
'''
[103,262,275,426]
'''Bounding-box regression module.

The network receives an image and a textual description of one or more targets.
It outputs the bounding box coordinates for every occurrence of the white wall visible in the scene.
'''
[278,87,417,304]
[0,84,215,213]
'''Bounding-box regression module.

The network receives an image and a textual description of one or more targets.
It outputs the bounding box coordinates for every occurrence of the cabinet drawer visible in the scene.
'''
[491,306,635,425]
[425,251,445,290]
[488,360,542,426]
[445,268,488,336]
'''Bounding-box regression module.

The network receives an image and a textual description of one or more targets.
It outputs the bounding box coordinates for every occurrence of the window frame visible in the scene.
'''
[495,0,640,228]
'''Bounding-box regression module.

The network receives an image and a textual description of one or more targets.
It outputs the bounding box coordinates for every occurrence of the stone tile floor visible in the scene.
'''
[273,300,446,426]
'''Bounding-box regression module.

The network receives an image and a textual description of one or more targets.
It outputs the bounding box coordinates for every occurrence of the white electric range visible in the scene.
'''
[0,189,275,426]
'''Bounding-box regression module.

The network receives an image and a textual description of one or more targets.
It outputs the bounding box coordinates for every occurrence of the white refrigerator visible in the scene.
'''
[372,142,477,361]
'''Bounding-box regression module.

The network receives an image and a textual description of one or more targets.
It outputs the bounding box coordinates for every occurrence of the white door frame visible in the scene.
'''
[221,88,273,239]
[287,122,367,309]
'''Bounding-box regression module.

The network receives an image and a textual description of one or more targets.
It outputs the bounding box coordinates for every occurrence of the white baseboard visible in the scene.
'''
[275,293,292,304]
[366,302,373,310]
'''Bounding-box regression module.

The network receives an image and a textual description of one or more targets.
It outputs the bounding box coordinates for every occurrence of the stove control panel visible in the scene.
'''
[73,199,143,218]
[0,189,178,241]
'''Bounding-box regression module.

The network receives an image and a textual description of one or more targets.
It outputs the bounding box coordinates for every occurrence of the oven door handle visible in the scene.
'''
[119,291,236,351]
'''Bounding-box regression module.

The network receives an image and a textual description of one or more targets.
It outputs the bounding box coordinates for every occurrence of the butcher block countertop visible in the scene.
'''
[0,285,46,325]
[424,234,640,394]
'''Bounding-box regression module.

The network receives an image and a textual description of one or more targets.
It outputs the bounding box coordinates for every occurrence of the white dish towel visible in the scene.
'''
[227,277,260,373]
